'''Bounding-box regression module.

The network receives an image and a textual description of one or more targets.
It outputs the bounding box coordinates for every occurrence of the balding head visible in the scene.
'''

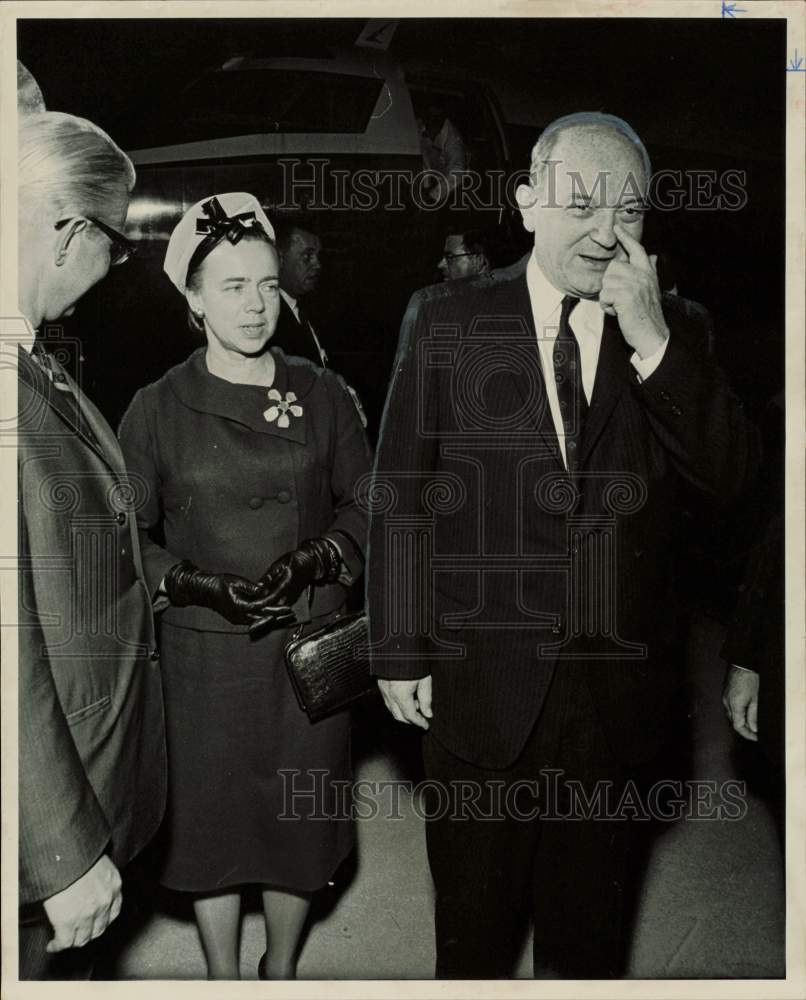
[516,114,650,298]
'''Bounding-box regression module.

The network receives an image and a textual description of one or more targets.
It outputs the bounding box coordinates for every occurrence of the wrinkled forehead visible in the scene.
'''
[547,127,648,203]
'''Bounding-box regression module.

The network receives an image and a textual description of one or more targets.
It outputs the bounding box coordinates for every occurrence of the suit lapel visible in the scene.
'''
[19,348,117,471]
[579,313,633,465]
[60,364,128,476]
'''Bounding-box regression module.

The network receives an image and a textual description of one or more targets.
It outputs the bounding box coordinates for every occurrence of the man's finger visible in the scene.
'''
[747,697,759,734]
[392,691,429,729]
[89,904,112,943]
[733,719,759,742]
[377,683,406,723]
[417,677,433,719]
[47,921,78,953]
[613,224,652,272]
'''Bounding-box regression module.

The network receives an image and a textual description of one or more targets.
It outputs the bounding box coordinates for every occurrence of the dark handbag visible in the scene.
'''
[284,612,374,722]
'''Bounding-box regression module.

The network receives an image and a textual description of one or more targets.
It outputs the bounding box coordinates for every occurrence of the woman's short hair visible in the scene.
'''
[18,111,135,221]
[185,227,277,335]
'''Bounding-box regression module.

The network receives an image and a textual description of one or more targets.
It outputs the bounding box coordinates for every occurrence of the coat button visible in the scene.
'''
[249,497,264,510]
[149,648,160,662]
[115,511,126,525]
[660,390,671,401]
[671,406,682,416]
[277,490,291,503]
[551,622,563,635]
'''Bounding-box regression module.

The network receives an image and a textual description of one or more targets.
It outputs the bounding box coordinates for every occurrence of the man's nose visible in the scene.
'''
[590,210,618,248]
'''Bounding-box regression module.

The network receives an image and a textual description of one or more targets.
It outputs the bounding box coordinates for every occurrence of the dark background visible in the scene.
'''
[19,16,786,426]
[19,16,786,614]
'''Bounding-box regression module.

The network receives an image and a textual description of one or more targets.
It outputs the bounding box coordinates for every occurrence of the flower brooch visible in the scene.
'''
[263,388,303,428]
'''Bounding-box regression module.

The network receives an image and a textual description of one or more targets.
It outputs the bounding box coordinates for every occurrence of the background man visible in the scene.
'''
[271,217,327,366]
[367,112,760,978]
[437,228,491,282]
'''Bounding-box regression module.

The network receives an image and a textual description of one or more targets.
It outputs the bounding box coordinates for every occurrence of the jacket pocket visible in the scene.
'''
[66,694,112,726]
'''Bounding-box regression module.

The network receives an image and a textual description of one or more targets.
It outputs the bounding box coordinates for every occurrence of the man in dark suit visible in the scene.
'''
[271,218,327,366]
[367,112,760,978]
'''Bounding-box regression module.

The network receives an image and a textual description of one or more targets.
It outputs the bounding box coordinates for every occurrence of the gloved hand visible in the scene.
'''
[165,560,295,629]
[257,537,342,610]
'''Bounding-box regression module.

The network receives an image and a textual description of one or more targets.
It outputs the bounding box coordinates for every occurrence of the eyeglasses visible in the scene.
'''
[441,252,481,262]
[55,217,138,266]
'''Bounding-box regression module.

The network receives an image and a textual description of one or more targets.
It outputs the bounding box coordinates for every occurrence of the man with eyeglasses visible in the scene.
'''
[437,229,491,282]
[15,94,166,980]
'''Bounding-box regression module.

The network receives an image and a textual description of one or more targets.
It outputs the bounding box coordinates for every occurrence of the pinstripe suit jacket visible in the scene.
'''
[17,347,166,905]
[367,274,760,769]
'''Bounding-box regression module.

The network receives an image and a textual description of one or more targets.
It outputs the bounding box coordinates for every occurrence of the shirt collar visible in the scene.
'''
[525,250,604,333]
[526,251,565,323]
[280,288,298,316]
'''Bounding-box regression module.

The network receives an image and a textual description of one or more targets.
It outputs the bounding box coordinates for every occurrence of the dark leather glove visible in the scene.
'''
[257,537,342,610]
[165,560,295,628]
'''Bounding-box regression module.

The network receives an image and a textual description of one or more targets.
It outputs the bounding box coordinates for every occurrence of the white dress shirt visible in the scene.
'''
[525,252,669,468]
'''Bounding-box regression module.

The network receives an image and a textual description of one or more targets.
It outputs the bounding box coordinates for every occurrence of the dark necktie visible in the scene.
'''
[553,296,587,472]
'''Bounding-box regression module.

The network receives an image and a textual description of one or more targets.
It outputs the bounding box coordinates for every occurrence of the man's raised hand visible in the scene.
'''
[599,223,669,359]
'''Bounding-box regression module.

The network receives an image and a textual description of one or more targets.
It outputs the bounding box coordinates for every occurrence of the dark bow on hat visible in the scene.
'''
[195,196,265,244]
[185,196,270,286]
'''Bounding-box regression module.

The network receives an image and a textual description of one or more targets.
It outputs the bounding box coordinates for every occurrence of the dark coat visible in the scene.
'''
[118,346,372,631]
[367,274,760,769]
[270,297,327,367]
[721,392,784,766]
[17,347,166,905]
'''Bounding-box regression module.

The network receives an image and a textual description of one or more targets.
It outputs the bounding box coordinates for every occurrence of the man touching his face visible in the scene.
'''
[368,112,760,979]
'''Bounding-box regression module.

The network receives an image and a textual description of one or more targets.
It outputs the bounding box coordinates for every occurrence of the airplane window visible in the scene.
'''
[143,69,384,145]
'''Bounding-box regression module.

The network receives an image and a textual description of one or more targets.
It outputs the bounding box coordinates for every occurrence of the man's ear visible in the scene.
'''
[54,218,88,266]
[515,183,539,234]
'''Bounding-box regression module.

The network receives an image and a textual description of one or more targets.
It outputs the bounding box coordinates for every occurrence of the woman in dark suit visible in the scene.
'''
[118,193,371,980]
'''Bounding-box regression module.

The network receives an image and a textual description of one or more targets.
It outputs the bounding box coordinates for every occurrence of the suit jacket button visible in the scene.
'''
[660,390,671,401]
[277,490,291,503]
[551,622,562,635]
[671,406,682,416]
[150,648,160,662]
[249,497,264,510]
[115,511,126,525]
